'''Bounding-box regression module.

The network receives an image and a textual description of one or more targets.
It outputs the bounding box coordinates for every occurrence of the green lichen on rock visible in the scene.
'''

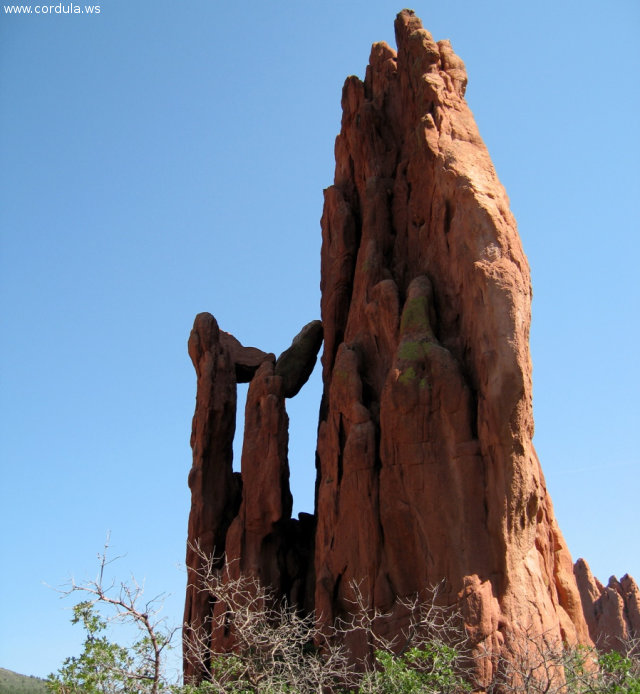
[400,296,430,334]
[398,339,434,361]
[398,366,418,385]
[397,367,429,389]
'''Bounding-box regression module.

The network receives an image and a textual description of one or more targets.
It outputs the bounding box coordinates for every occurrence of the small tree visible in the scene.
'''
[47,538,177,694]
[597,647,640,694]
[357,644,471,694]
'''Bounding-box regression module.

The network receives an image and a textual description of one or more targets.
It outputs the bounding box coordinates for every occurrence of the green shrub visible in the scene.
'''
[358,643,471,693]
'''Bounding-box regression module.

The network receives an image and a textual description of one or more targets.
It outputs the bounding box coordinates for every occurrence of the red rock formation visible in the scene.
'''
[315,10,589,677]
[183,313,273,681]
[183,316,320,682]
[574,558,640,649]
[225,356,315,606]
[182,9,634,685]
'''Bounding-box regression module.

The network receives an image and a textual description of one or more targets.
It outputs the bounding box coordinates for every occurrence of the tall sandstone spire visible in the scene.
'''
[182,9,639,685]
[315,6,588,669]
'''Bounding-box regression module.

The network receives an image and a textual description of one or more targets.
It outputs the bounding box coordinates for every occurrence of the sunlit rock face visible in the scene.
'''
[574,558,640,649]
[314,9,589,677]
[182,9,636,685]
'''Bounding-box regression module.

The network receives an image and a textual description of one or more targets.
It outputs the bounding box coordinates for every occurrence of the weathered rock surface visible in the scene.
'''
[275,320,324,398]
[574,558,640,648]
[183,314,317,682]
[183,9,636,685]
[315,9,589,675]
[183,313,276,680]
[225,357,315,604]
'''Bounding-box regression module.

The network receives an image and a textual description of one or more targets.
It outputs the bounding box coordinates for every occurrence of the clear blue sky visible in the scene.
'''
[1,0,638,679]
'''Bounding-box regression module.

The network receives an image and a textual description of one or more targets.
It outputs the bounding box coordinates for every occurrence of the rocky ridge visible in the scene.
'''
[574,558,640,649]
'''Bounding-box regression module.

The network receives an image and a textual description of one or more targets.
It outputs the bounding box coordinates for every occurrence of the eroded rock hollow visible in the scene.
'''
[183,9,636,685]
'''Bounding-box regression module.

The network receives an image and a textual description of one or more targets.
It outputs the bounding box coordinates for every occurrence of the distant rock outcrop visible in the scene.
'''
[574,558,640,648]
[182,9,633,686]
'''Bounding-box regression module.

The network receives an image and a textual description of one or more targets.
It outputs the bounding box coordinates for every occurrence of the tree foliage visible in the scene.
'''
[46,540,176,694]
[358,645,471,693]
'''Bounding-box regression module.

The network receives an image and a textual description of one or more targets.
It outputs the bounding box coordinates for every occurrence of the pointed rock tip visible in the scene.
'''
[193,311,218,331]
[574,557,591,573]
[394,8,422,48]
[369,40,396,63]
[395,8,422,32]
[341,74,365,114]
[188,312,220,362]
[394,8,440,70]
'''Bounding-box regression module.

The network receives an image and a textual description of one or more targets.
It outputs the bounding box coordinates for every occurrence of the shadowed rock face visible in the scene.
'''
[183,316,320,682]
[275,320,323,398]
[183,9,634,685]
[183,313,268,681]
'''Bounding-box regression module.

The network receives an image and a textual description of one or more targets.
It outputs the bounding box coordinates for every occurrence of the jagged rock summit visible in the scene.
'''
[183,9,635,685]
[574,558,640,649]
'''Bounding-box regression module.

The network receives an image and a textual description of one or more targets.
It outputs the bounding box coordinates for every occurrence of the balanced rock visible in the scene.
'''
[275,319,323,398]
[183,316,317,682]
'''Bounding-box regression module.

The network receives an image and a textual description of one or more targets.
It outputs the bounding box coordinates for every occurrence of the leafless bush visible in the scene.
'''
[485,626,572,694]
[184,548,640,694]
[487,626,640,694]
[183,543,355,692]
[56,541,640,693]
[399,583,472,652]
[184,545,474,692]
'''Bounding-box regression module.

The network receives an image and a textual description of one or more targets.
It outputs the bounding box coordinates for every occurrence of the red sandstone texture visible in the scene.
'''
[574,558,640,648]
[183,9,635,684]
[183,315,320,681]
[183,314,269,677]
[315,9,590,675]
